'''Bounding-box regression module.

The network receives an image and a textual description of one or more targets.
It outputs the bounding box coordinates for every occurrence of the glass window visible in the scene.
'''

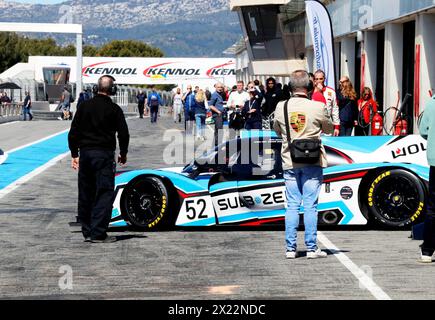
[241,3,307,61]
[43,68,70,85]
[242,6,286,60]
[279,2,306,60]
[231,139,283,179]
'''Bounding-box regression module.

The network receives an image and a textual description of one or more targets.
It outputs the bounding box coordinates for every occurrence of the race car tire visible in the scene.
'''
[366,169,426,228]
[122,176,174,230]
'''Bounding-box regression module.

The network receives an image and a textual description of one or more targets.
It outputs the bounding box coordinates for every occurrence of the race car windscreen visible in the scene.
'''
[182,141,231,174]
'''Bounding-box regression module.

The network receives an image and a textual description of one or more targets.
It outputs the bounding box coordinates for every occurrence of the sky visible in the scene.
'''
[9,0,65,3]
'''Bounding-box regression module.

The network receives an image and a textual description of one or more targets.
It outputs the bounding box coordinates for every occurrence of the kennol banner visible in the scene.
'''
[30,56,236,85]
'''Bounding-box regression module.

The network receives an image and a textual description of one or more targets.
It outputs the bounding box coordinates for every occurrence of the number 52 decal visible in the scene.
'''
[185,199,208,220]
[176,196,215,226]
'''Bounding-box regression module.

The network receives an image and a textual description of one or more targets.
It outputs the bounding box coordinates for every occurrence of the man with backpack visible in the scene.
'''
[147,86,163,124]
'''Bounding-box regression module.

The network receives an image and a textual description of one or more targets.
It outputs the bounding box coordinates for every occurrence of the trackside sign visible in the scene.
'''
[30,56,236,85]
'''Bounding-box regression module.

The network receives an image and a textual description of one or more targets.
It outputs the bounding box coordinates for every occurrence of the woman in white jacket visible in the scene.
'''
[172,88,183,123]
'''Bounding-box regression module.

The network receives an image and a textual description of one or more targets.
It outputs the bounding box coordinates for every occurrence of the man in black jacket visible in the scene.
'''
[263,77,283,118]
[68,75,130,243]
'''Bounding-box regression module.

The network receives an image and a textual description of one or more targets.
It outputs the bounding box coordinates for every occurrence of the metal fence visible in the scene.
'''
[0,79,175,122]
[113,86,173,108]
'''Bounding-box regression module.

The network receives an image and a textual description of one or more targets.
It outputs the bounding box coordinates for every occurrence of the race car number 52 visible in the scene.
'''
[185,199,208,220]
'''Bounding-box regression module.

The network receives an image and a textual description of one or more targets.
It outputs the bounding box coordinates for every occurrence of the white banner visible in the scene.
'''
[306,0,336,89]
[29,56,236,87]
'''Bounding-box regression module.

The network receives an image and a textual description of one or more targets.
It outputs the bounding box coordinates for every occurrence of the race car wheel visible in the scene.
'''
[123,176,173,230]
[367,169,425,228]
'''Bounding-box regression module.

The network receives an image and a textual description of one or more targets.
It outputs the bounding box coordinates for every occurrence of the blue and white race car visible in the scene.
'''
[110,132,429,230]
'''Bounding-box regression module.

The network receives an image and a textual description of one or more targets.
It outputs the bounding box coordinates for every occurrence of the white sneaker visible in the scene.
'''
[418,254,433,264]
[307,249,327,259]
[286,251,297,259]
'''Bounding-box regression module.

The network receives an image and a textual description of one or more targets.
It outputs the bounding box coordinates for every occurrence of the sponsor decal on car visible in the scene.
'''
[340,186,353,200]
[148,195,167,229]
[368,171,391,207]
[217,192,285,211]
[391,143,427,159]
[411,202,425,222]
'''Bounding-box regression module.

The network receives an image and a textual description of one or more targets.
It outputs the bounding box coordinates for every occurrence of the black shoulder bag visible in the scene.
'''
[283,100,322,164]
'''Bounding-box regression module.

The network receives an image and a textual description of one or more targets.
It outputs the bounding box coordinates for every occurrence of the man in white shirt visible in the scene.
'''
[227,81,250,137]
[227,81,250,110]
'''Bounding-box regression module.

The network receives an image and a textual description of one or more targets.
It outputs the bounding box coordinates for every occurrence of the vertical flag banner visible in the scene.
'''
[306,0,336,89]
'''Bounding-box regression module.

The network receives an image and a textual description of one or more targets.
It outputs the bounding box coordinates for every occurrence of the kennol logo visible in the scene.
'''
[82,62,138,77]
[143,62,201,78]
[82,61,236,78]
[143,61,236,78]
[206,61,236,77]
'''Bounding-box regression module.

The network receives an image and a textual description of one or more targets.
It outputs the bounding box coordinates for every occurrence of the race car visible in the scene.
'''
[110,132,429,230]
[0,148,7,165]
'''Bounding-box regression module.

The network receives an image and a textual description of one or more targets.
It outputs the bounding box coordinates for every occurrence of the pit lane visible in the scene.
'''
[0,116,434,300]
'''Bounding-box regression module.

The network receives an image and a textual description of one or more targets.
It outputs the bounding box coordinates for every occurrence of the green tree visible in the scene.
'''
[83,45,99,57]
[98,40,164,57]
[0,33,165,73]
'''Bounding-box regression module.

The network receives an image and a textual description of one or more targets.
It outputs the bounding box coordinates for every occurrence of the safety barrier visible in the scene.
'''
[0,103,22,118]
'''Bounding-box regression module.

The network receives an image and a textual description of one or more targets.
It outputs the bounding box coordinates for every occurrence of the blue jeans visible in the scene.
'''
[195,114,206,137]
[284,166,323,252]
[23,106,33,121]
[150,106,159,123]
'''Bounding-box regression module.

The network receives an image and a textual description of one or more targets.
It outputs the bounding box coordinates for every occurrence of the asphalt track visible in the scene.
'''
[1,116,435,300]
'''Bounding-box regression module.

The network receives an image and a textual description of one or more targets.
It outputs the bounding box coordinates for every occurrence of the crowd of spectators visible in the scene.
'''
[167,70,378,142]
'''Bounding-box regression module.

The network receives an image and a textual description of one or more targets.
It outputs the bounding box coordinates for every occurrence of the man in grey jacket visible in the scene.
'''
[274,70,333,260]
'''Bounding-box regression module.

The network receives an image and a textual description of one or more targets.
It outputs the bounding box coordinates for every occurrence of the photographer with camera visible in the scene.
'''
[274,70,333,260]
[227,81,250,111]
[68,75,130,244]
[227,81,250,134]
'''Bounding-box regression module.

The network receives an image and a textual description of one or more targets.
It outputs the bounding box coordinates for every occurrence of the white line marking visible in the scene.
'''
[125,115,151,120]
[318,232,392,300]
[0,151,70,200]
[5,129,69,154]
[0,121,19,127]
